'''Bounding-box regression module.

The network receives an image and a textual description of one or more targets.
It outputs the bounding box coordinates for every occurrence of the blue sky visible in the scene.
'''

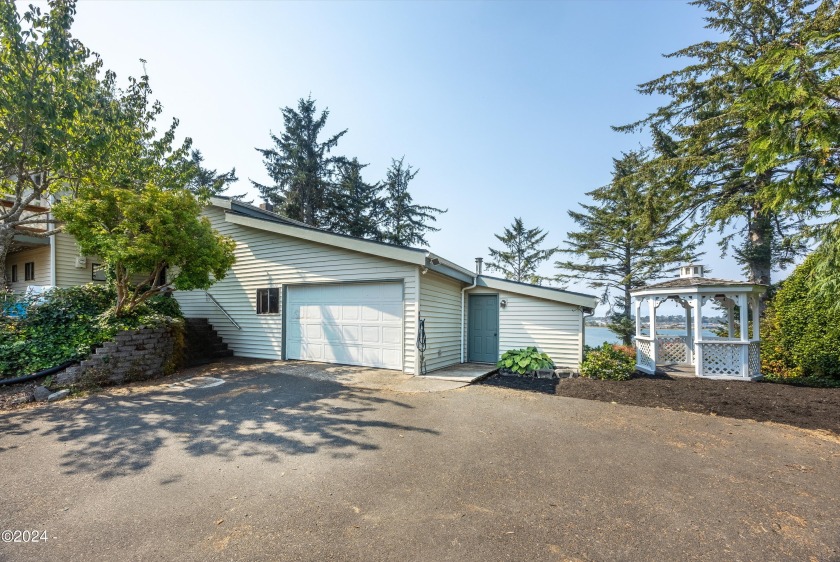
[63,0,782,310]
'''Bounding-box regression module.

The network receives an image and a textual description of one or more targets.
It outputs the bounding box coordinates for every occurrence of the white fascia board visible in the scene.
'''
[630,285,767,298]
[427,253,475,277]
[224,213,428,266]
[209,196,232,210]
[475,276,598,309]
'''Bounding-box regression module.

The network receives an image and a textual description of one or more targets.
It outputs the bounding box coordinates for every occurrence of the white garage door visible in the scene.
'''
[285,282,404,370]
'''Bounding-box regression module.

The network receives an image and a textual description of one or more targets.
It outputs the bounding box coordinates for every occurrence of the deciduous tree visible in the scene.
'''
[54,72,235,316]
[0,0,101,280]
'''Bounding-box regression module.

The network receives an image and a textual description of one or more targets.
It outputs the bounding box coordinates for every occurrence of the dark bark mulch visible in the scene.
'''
[557,374,840,434]
[481,373,840,434]
[480,374,559,395]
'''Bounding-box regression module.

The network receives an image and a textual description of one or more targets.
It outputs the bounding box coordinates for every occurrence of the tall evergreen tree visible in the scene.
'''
[486,218,557,285]
[556,151,699,345]
[380,157,445,247]
[616,0,815,288]
[733,1,840,304]
[252,96,346,226]
[321,157,384,239]
[186,149,238,199]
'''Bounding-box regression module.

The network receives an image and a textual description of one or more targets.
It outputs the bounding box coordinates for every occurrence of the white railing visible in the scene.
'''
[748,341,761,378]
[657,336,689,365]
[635,336,656,374]
[697,340,749,378]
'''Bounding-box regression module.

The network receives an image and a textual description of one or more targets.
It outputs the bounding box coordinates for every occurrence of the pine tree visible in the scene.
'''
[321,158,384,239]
[556,151,699,345]
[252,96,346,226]
[380,157,445,247]
[486,218,557,285]
[187,150,238,199]
[616,0,815,288]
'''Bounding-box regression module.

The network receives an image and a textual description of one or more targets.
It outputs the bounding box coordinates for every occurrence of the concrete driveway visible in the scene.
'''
[1,359,838,561]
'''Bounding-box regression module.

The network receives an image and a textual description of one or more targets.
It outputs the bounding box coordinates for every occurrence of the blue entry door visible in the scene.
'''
[468,294,499,363]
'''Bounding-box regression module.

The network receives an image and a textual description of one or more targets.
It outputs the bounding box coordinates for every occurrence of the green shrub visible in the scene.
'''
[0,284,183,378]
[498,347,554,375]
[762,255,840,385]
[580,343,636,381]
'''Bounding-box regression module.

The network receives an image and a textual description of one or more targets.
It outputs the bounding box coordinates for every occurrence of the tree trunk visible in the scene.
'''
[0,228,13,289]
[746,206,773,286]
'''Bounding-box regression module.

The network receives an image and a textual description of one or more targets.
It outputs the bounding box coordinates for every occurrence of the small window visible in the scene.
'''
[10,264,17,283]
[92,263,107,282]
[24,262,34,281]
[256,288,280,314]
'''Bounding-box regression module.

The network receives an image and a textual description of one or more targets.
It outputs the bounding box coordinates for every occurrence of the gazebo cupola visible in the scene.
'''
[630,265,767,380]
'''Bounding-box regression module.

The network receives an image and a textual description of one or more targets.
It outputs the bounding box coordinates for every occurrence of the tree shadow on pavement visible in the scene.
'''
[0,368,439,480]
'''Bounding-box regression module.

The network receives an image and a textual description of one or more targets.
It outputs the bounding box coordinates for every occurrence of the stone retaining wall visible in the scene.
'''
[55,323,183,388]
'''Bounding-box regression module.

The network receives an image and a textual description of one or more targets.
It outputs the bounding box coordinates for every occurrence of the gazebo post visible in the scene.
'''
[634,298,642,338]
[648,298,658,366]
[739,294,750,377]
[682,301,693,365]
[751,295,760,340]
[693,296,704,377]
[727,300,735,339]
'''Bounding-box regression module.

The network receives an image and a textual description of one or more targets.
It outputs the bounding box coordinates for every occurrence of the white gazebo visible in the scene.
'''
[630,265,767,380]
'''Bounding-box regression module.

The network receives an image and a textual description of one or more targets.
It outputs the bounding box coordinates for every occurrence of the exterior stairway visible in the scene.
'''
[183,318,233,367]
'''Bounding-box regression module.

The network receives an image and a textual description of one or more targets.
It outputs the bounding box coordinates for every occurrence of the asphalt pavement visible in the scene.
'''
[0,359,837,561]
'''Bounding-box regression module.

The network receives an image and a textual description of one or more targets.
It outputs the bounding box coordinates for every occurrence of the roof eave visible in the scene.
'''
[475,276,598,308]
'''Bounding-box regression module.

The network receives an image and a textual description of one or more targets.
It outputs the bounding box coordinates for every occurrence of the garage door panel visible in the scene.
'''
[286,283,403,370]
[382,326,402,344]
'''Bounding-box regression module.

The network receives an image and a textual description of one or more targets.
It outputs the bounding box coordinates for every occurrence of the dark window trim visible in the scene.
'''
[256,288,280,315]
[10,264,17,283]
[92,263,106,282]
[24,262,34,281]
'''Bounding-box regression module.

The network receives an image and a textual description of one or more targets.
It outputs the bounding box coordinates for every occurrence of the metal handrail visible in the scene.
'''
[204,291,241,330]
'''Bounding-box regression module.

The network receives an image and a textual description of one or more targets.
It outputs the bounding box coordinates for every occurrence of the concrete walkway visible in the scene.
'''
[420,362,496,383]
[186,358,477,393]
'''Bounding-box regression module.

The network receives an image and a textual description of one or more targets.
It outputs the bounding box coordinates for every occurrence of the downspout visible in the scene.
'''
[48,195,56,287]
[580,306,595,364]
[460,258,482,363]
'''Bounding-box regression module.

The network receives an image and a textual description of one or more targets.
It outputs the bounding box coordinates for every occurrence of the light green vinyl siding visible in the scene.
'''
[53,231,105,287]
[175,207,419,373]
[465,287,583,369]
[6,245,50,292]
[418,271,463,372]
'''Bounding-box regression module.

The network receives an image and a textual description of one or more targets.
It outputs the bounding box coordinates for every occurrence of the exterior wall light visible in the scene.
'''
[499,299,507,308]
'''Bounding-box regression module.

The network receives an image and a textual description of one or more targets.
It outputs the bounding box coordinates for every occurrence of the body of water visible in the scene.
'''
[585,326,717,348]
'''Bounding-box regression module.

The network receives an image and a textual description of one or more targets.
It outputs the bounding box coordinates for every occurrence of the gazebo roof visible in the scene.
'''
[636,276,765,291]
[630,264,768,297]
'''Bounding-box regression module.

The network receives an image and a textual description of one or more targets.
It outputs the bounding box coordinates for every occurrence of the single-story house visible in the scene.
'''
[173,197,598,375]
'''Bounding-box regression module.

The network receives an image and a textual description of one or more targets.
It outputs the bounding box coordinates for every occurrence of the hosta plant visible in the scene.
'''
[498,347,554,375]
